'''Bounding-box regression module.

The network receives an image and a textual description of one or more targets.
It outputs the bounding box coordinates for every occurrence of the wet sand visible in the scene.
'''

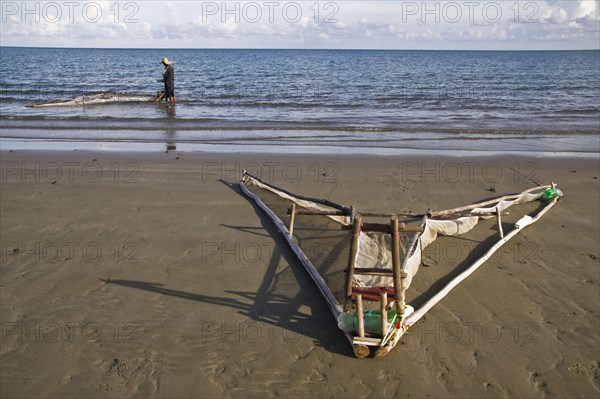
[1,150,598,398]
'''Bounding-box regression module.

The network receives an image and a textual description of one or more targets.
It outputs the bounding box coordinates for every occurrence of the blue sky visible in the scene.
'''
[1,1,599,49]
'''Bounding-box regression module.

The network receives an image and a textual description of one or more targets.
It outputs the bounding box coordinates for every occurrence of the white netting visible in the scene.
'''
[353,191,544,289]
[29,92,156,108]
[244,173,548,291]
[243,175,351,225]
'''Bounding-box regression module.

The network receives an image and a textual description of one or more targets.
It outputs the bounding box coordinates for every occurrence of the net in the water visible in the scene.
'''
[27,92,157,108]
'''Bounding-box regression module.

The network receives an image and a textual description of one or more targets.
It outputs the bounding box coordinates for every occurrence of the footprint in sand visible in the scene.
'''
[528,371,549,393]
[568,362,600,380]
[109,358,127,378]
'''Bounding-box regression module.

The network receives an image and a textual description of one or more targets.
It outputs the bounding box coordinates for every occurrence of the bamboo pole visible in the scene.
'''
[353,268,394,276]
[242,171,351,214]
[287,209,345,216]
[289,203,297,237]
[240,178,366,354]
[239,180,343,317]
[375,346,389,358]
[344,214,362,310]
[405,197,560,328]
[356,294,365,338]
[380,291,388,337]
[353,344,370,358]
[359,212,420,218]
[343,223,422,233]
[391,216,405,315]
[430,185,550,218]
[353,337,381,345]
[496,206,504,238]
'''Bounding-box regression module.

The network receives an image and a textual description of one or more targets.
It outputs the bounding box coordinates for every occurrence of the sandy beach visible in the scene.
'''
[1,149,598,398]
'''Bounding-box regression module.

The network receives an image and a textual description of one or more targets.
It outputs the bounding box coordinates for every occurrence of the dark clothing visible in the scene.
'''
[164,84,175,99]
[162,65,175,99]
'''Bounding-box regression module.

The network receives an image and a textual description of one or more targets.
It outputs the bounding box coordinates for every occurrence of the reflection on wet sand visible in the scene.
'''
[163,102,177,152]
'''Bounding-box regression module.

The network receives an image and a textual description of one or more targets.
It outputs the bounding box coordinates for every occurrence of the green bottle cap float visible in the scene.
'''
[541,187,562,201]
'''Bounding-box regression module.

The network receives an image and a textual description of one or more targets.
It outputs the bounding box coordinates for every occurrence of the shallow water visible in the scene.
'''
[1,48,598,153]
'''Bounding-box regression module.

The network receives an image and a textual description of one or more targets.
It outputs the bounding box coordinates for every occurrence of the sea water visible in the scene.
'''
[1,47,598,153]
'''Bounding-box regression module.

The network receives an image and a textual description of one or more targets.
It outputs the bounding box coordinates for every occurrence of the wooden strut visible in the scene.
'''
[380,291,388,336]
[356,212,422,218]
[356,294,365,338]
[344,215,363,311]
[289,203,297,237]
[353,268,395,277]
[391,216,405,315]
[496,206,504,238]
[288,209,345,216]
[376,210,429,354]
[344,223,423,233]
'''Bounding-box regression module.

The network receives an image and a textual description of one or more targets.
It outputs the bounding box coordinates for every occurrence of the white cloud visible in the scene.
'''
[0,1,598,49]
[165,1,181,25]
[222,17,238,33]
[547,8,570,24]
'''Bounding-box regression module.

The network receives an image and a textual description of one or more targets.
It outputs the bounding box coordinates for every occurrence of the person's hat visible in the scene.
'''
[160,57,172,65]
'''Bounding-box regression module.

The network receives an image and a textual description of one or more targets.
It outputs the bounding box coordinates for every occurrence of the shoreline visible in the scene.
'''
[1,150,598,398]
[2,140,599,159]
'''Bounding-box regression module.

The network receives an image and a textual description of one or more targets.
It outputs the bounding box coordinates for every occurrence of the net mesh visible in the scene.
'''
[243,174,549,297]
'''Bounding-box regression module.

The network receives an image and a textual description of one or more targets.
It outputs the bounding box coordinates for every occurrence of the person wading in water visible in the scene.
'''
[158,57,176,102]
